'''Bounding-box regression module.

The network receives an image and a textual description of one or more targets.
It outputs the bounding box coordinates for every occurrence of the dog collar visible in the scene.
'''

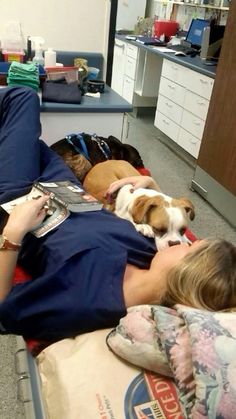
[65,134,91,162]
[91,134,111,160]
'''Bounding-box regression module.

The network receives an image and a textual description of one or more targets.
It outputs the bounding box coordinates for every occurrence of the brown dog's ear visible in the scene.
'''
[179,198,195,221]
[131,195,162,224]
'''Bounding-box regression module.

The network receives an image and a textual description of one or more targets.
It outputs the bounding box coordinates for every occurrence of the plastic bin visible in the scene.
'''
[2,50,25,63]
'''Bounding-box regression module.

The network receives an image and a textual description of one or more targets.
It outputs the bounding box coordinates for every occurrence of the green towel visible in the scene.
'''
[7,61,40,91]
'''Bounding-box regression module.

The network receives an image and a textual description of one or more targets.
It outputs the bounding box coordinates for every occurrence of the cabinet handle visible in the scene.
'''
[190,139,197,144]
[115,41,125,49]
[166,102,173,108]
[199,79,208,84]
[168,84,175,90]
[197,101,205,105]
[126,120,130,139]
[171,65,179,71]
[125,79,132,84]
[193,121,200,126]
[163,119,169,125]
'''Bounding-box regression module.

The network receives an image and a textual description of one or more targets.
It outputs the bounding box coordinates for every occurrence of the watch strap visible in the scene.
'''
[0,235,21,251]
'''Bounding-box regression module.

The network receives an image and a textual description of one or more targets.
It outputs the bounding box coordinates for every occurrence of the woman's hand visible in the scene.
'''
[105,175,161,200]
[0,195,50,302]
[3,195,49,243]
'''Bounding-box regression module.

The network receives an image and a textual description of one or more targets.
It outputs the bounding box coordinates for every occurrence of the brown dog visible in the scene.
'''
[83,160,195,249]
[83,160,142,206]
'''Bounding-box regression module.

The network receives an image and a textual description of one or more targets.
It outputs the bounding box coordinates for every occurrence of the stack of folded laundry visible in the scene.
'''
[7,61,40,91]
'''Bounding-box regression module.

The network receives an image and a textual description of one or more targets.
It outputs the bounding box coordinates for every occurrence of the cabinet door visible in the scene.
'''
[162,59,189,86]
[154,111,180,144]
[181,109,205,139]
[123,75,135,104]
[179,128,201,158]
[116,0,146,31]
[125,55,137,80]
[111,40,126,96]
[159,76,186,106]
[184,90,210,121]
[184,70,214,100]
[157,94,183,125]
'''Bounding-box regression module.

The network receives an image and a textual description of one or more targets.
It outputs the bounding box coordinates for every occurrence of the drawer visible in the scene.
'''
[162,59,189,87]
[123,75,135,104]
[179,127,201,158]
[157,94,183,125]
[114,39,126,51]
[184,70,214,100]
[181,109,205,139]
[184,90,210,121]
[159,76,186,107]
[154,110,180,144]
[126,43,138,60]
[125,55,137,80]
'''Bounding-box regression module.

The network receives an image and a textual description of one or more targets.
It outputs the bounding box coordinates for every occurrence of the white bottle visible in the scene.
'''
[44,48,56,68]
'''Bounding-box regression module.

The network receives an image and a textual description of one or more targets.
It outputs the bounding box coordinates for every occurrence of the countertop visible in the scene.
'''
[40,85,133,113]
[116,34,217,79]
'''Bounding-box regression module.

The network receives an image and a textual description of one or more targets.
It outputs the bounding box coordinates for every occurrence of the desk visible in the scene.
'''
[115,35,217,79]
[40,85,132,145]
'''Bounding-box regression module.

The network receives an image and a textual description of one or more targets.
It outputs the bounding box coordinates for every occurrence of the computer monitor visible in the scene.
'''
[200,24,225,61]
[186,19,210,49]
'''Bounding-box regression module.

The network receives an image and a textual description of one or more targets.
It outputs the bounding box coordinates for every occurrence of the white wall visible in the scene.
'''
[0,0,111,56]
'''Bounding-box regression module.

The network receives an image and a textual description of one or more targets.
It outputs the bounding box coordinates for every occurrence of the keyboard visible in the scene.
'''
[169,44,199,55]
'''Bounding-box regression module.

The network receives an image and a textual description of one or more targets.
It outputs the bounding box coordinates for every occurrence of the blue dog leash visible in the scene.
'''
[66,133,91,162]
[65,133,112,161]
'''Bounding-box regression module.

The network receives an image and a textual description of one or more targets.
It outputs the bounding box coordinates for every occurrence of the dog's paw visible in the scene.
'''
[134,223,154,238]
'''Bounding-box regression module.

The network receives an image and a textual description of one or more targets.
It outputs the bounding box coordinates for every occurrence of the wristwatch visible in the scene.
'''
[0,235,21,251]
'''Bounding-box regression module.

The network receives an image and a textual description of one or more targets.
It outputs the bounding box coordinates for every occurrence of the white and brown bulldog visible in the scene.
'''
[83,160,195,249]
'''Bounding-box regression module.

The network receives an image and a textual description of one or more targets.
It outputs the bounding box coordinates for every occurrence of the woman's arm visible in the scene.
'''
[0,195,49,301]
[105,175,161,199]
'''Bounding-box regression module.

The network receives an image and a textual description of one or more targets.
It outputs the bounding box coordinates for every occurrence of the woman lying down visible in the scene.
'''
[0,86,235,342]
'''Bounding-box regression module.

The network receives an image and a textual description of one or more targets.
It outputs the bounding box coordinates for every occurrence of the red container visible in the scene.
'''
[154,20,179,41]
[2,50,25,63]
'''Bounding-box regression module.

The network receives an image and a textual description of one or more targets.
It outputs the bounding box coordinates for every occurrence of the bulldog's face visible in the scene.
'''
[131,194,195,250]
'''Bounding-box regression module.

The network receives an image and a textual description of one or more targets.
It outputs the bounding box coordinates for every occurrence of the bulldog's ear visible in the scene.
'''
[131,195,162,224]
[179,198,195,221]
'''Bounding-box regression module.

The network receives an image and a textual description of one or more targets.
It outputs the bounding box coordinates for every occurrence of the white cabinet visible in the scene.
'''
[154,59,214,158]
[112,38,163,107]
[123,43,138,104]
[111,40,137,104]
[111,39,126,97]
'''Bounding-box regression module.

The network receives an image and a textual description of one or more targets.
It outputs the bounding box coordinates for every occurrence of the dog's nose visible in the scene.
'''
[168,240,181,247]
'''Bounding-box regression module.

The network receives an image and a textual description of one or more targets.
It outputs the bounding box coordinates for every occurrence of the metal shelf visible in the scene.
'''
[154,0,229,11]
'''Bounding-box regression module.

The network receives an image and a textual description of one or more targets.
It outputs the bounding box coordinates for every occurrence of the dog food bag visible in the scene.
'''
[37,328,183,419]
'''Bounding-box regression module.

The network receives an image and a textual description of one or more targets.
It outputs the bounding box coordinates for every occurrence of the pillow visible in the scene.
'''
[107,305,173,377]
[107,304,236,419]
[176,305,236,418]
[152,306,195,417]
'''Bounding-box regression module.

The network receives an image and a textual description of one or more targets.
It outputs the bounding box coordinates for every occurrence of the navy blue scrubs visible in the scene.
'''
[0,87,156,341]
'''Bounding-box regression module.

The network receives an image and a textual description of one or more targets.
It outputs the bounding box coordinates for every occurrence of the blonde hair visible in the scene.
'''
[162,239,236,311]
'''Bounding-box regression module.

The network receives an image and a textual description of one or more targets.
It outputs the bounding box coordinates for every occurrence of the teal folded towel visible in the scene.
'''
[7,61,40,91]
